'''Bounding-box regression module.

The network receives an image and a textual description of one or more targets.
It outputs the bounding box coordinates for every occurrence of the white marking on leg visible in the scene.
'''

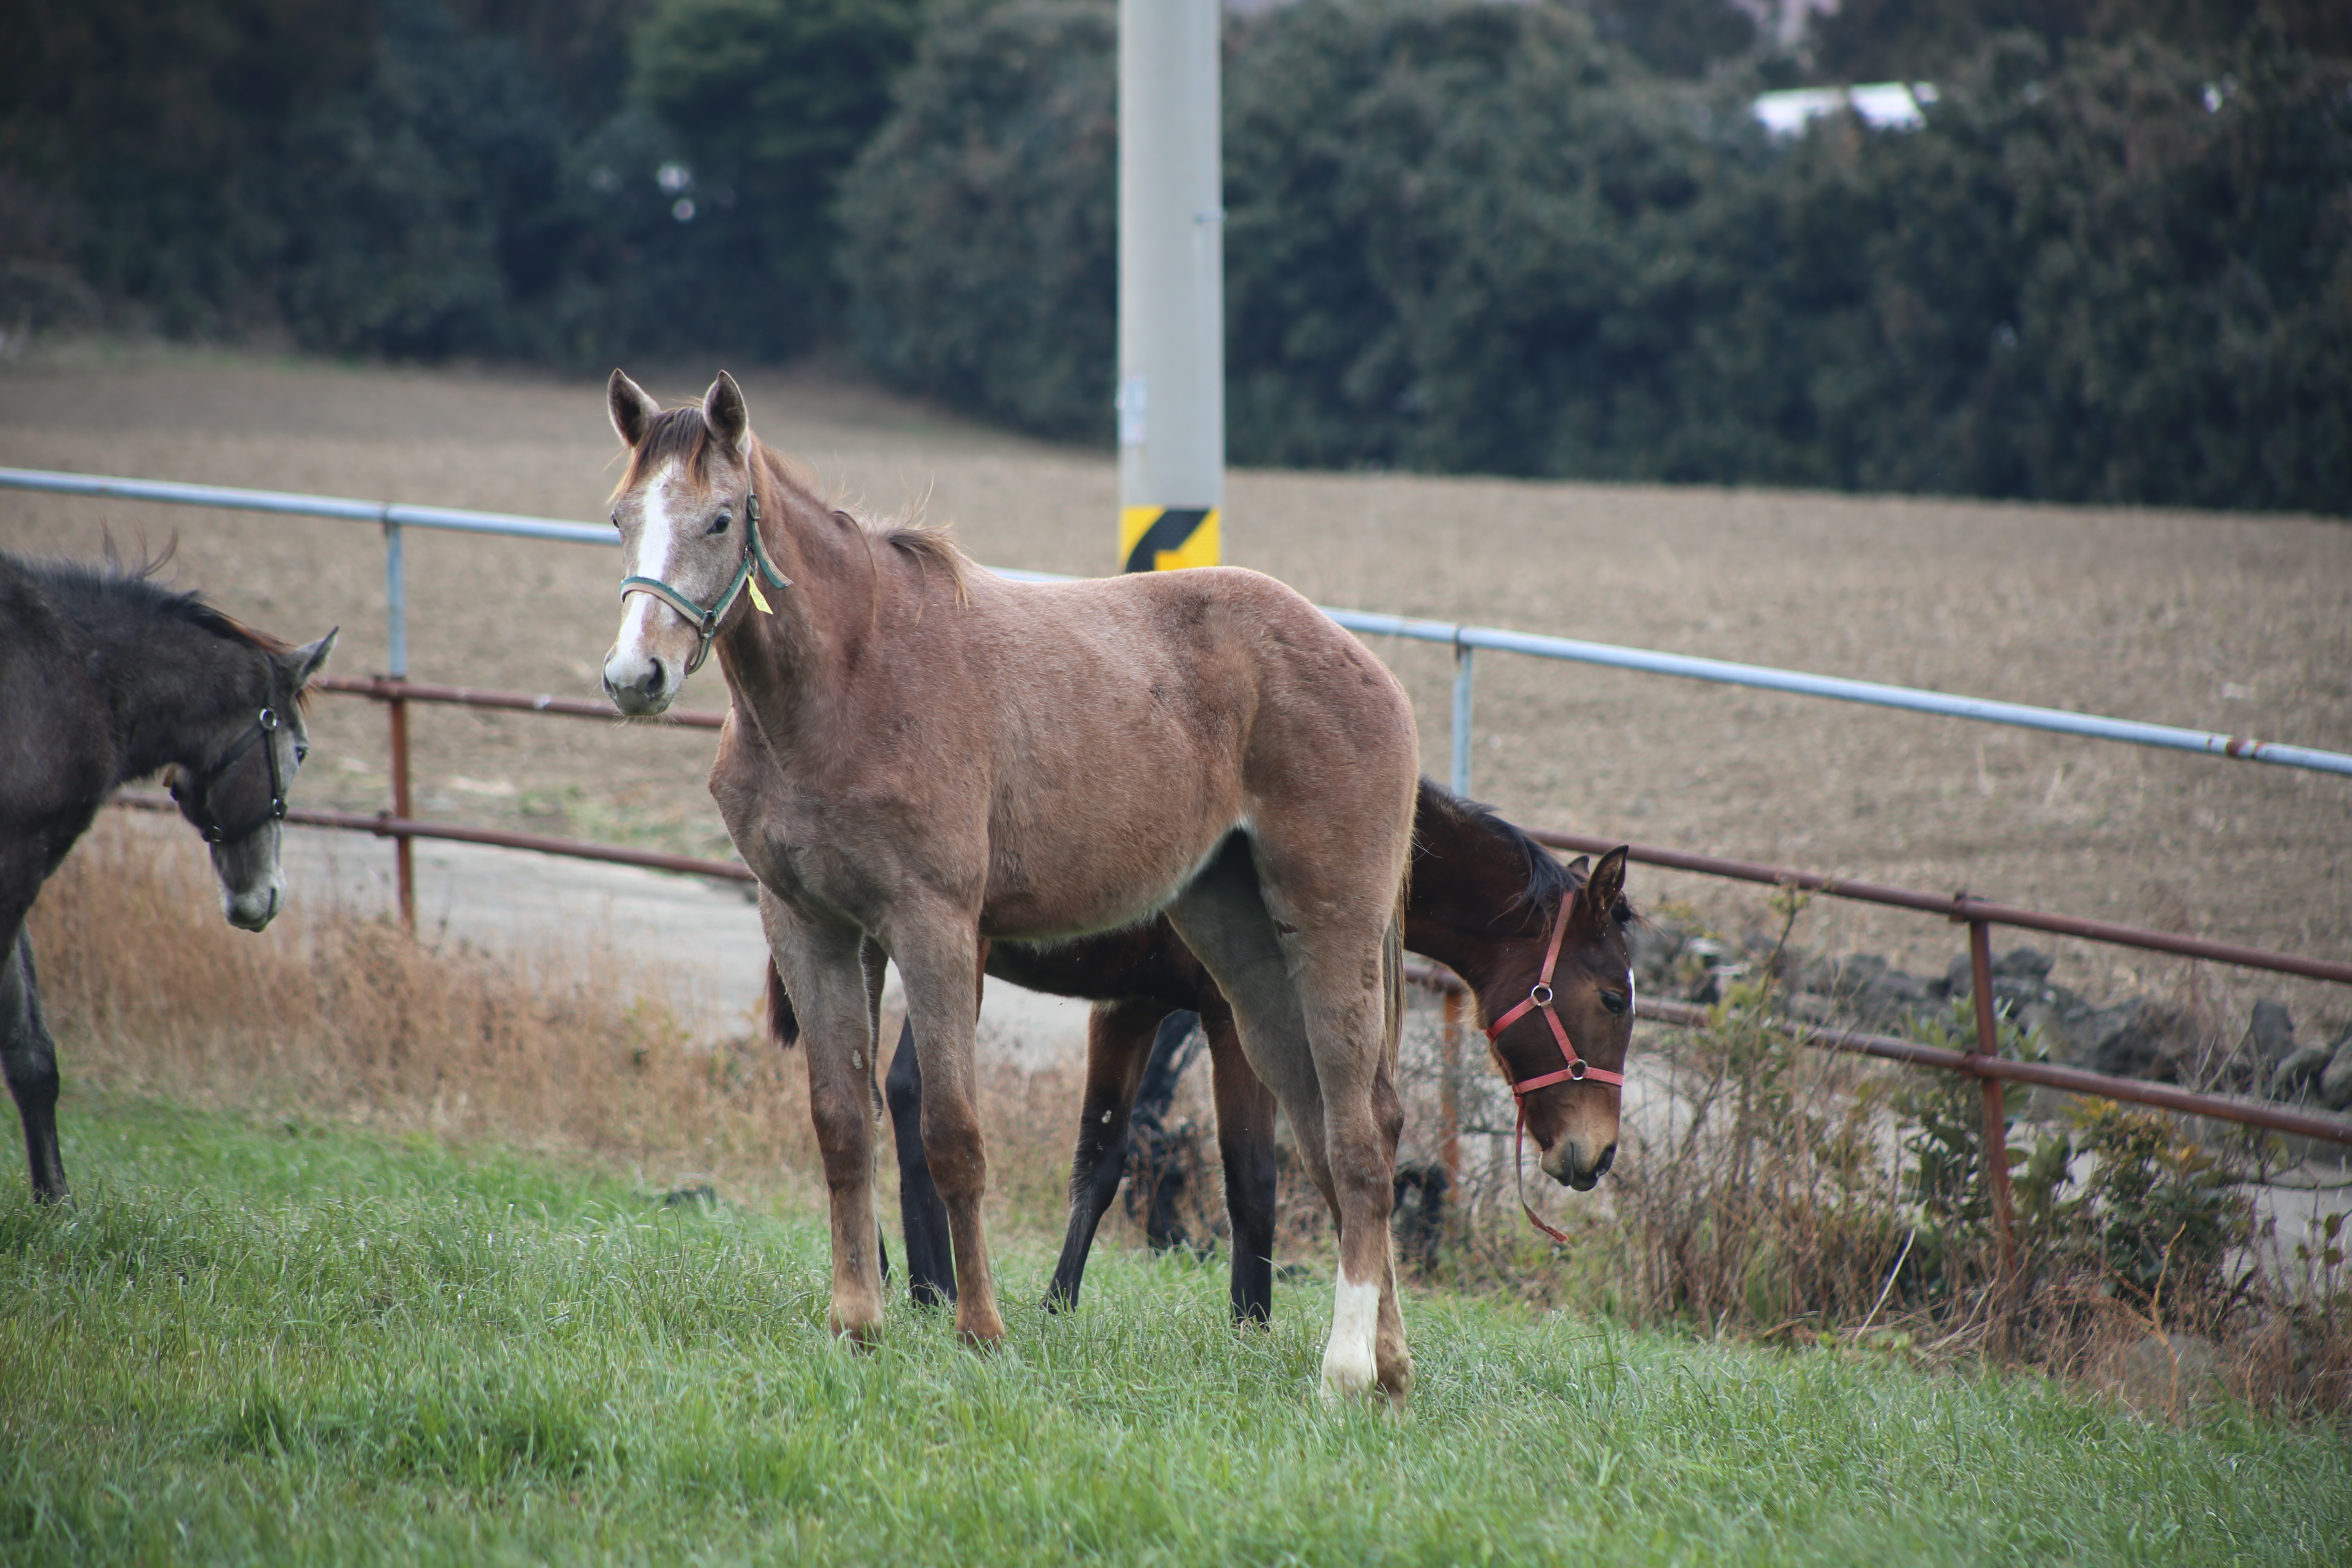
[1319,1270,1381,1401]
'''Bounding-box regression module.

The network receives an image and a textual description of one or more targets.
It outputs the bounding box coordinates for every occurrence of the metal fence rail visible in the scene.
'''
[9,464,2350,791]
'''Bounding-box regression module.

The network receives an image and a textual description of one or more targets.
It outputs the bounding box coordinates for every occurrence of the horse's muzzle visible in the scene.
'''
[225,880,283,932]
[602,647,673,716]
[1541,1138,1616,1192]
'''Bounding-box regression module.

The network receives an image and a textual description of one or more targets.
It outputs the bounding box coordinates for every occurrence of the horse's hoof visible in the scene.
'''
[830,1312,883,1350]
[1319,1354,1376,1404]
[957,1311,1007,1349]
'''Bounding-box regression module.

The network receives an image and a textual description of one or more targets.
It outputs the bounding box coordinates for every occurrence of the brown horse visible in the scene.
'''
[598,371,1421,1400]
[860,784,1634,1321]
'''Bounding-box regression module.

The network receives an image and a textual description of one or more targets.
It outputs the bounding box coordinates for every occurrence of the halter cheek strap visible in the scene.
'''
[172,665,291,846]
[1484,886,1629,1243]
[619,479,794,676]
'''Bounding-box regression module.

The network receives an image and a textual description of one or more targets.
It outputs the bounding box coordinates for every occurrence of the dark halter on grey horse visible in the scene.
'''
[168,663,294,845]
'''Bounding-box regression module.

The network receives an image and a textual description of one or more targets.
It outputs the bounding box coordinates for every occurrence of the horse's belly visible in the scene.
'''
[978,810,1237,943]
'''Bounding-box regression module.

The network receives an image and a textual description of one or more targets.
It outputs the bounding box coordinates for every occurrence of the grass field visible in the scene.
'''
[3,1092,2346,1568]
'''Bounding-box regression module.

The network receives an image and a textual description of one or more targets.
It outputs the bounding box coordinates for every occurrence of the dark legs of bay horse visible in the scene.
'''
[1206,1011,1281,1326]
[884,1018,955,1307]
[1042,1000,1167,1314]
[0,929,67,1203]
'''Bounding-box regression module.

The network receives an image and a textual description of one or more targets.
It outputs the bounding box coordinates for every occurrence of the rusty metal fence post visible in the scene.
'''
[1967,918,2020,1287]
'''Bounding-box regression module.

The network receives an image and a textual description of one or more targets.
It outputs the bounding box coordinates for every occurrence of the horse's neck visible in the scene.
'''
[102,619,263,784]
[1407,811,1550,993]
[715,459,882,748]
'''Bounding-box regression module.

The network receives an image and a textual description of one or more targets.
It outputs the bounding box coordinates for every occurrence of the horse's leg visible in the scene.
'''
[1044,998,1167,1313]
[1252,844,1413,1403]
[1181,816,1412,1400]
[762,892,887,1343]
[1200,998,1279,1326]
[884,1016,956,1307]
[892,915,1002,1345]
[1164,840,1362,1341]
[0,925,67,1204]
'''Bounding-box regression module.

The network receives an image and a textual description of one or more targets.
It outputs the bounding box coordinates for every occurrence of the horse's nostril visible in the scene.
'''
[643,657,666,694]
[1592,1144,1616,1179]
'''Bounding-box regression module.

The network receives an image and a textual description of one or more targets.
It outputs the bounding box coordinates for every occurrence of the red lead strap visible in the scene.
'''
[1484,887,1626,1243]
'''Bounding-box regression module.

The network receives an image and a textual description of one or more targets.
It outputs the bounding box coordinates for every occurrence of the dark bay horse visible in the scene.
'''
[859,783,1635,1321]
[0,549,335,1201]
[598,372,1420,1400]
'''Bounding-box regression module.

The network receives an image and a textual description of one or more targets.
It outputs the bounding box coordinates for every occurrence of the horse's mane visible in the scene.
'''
[620,408,971,603]
[7,542,292,657]
[1432,784,1635,925]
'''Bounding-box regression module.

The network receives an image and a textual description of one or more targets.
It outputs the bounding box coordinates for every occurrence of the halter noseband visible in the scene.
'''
[1483,884,1630,1243]
[618,477,793,675]
[170,666,291,846]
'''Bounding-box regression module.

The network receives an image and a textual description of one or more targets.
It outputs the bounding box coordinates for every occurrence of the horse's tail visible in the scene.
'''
[765,958,800,1048]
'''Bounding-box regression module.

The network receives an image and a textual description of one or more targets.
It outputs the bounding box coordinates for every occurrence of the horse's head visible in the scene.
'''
[601,369,775,716]
[1485,845,1635,1192]
[169,630,336,931]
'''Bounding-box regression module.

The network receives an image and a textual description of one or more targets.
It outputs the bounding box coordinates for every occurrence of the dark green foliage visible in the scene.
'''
[0,0,916,364]
[837,0,2351,512]
[836,0,1119,439]
[1572,0,1758,80]
[631,0,924,353]
[1807,0,2352,83]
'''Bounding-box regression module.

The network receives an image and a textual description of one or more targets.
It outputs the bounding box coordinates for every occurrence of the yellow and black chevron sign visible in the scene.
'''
[1119,506,1221,573]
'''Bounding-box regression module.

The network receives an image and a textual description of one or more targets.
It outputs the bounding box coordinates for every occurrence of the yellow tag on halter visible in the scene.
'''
[747,577,773,615]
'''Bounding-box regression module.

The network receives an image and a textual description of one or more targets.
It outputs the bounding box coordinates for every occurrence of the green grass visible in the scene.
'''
[2,1094,2346,1566]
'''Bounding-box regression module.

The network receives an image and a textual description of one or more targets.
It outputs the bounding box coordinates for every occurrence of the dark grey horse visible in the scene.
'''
[0,548,334,1201]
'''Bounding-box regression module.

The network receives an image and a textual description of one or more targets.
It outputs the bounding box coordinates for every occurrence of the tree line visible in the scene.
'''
[5,0,2345,513]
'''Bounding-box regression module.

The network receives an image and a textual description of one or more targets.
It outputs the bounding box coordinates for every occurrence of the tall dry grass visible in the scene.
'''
[26,818,1095,1226]
[26,819,822,1198]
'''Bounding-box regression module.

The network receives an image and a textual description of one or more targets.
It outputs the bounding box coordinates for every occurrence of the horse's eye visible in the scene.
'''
[1600,991,1628,1016]
[609,510,619,529]
[708,511,731,535]
[295,740,310,765]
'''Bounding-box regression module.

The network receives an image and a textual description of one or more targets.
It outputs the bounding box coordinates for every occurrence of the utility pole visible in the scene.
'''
[1117,0,1224,573]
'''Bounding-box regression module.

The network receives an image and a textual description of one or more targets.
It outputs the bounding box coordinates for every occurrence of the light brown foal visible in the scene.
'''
[598,372,1421,1401]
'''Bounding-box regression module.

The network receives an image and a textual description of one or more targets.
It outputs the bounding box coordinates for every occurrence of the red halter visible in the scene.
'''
[1484,886,1628,1243]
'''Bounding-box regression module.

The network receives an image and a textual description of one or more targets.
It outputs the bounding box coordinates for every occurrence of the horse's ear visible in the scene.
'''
[608,369,658,448]
[1579,846,1630,928]
[703,370,751,456]
[1563,854,1591,878]
[281,627,338,691]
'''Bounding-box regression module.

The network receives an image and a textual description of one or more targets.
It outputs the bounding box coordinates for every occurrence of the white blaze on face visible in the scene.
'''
[1319,1270,1382,1401]
[606,462,685,700]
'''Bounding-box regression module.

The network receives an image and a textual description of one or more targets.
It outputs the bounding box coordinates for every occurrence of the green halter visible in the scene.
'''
[619,477,794,675]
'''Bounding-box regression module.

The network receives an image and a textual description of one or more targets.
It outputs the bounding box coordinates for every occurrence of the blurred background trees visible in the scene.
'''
[4,0,2345,512]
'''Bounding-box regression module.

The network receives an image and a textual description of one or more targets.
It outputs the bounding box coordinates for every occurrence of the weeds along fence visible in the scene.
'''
[7,463,2350,1271]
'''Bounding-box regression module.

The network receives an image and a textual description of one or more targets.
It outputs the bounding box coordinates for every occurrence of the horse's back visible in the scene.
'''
[957,565,1415,937]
